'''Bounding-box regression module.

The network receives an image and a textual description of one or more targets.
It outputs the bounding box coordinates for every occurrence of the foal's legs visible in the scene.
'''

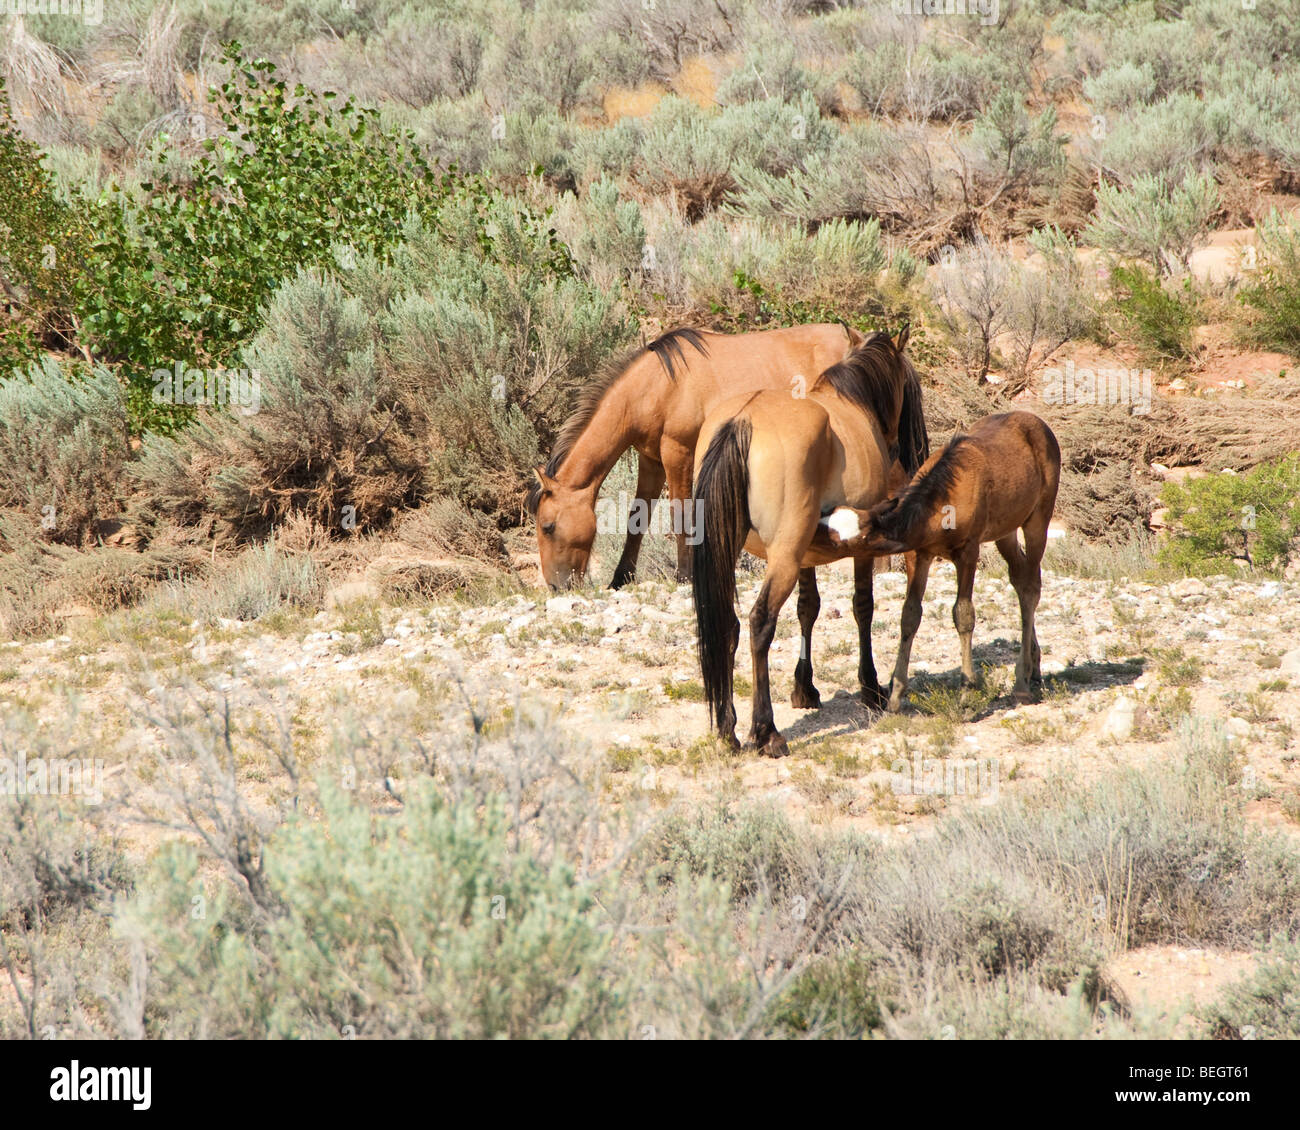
[995,532,1035,701]
[1005,507,1050,701]
[853,556,886,709]
[952,543,980,687]
[611,454,666,589]
[887,551,933,713]
[748,556,801,757]
[791,567,821,709]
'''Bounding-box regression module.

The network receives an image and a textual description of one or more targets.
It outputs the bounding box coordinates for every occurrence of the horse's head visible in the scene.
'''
[819,500,905,556]
[532,468,598,590]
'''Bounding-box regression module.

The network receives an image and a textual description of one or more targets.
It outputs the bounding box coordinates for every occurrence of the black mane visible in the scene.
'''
[525,327,710,513]
[816,331,929,475]
[879,434,970,540]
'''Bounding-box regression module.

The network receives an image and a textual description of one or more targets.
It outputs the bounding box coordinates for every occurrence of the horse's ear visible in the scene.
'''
[893,324,910,354]
[534,466,559,495]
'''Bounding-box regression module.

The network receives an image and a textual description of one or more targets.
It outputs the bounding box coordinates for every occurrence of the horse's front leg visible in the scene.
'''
[853,556,886,709]
[791,567,821,708]
[952,543,980,687]
[610,453,666,589]
[748,560,800,757]
[888,551,932,712]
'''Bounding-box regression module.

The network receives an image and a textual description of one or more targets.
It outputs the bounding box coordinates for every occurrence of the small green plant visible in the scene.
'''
[1155,647,1205,687]
[1159,455,1300,574]
[1107,264,1198,364]
[1237,209,1300,353]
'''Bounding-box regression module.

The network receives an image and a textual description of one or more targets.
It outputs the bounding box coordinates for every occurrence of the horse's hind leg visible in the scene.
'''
[664,453,695,585]
[792,567,821,709]
[952,543,980,688]
[748,557,800,757]
[611,454,666,589]
[853,556,886,709]
[996,532,1035,701]
[888,551,932,713]
[1020,507,1051,694]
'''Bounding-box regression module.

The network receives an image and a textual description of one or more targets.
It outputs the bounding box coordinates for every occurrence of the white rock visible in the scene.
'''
[1280,648,1300,676]
[1102,695,1137,741]
[545,596,589,616]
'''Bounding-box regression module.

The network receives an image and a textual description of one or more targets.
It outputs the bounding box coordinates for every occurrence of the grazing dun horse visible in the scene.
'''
[691,329,928,756]
[526,323,863,590]
[818,411,1061,711]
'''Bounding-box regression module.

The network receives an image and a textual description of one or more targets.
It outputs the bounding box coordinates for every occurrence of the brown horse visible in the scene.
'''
[526,323,863,590]
[691,329,928,756]
[817,411,1061,711]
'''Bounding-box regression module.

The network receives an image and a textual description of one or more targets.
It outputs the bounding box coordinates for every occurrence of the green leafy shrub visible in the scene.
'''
[1237,209,1300,353]
[74,44,466,427]
[0,81,93,372]
[1107,263,1199,365]
[1159,455,1300,575]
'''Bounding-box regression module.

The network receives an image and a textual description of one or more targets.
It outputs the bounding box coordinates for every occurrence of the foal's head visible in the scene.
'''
[818,500,907,557]
[530,469,598,590]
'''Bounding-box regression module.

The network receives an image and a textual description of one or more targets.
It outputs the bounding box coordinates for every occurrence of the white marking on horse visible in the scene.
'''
[820,507,861,543]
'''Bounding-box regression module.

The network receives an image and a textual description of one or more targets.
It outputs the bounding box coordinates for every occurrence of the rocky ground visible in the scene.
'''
[4,551,1298,1021]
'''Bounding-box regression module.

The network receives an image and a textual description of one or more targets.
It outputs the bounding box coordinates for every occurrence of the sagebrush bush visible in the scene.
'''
[733,123,942,247]
[715,39,837,111]
[1200,937,1300,1040]
[1082,171,1219,276]
[132,194,632,544]
[123,781,627,1038]
[1091,93,1231,184]
[551,177,647,295]
[1082,60,1158,112]
[0,360,130,545]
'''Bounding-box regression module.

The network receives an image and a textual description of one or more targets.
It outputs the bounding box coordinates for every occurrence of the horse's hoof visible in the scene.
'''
[718,729,740,750]
[860,684,887,710]
[887,694,905,714]
[1012,686,1037,705]
[791,685,821,710]
[761,732,790,759]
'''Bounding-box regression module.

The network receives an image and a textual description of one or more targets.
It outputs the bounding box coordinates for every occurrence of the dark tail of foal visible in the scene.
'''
[692,416,752,734]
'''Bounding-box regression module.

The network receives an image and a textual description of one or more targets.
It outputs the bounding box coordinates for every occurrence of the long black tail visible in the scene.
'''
[692,417,752,734]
